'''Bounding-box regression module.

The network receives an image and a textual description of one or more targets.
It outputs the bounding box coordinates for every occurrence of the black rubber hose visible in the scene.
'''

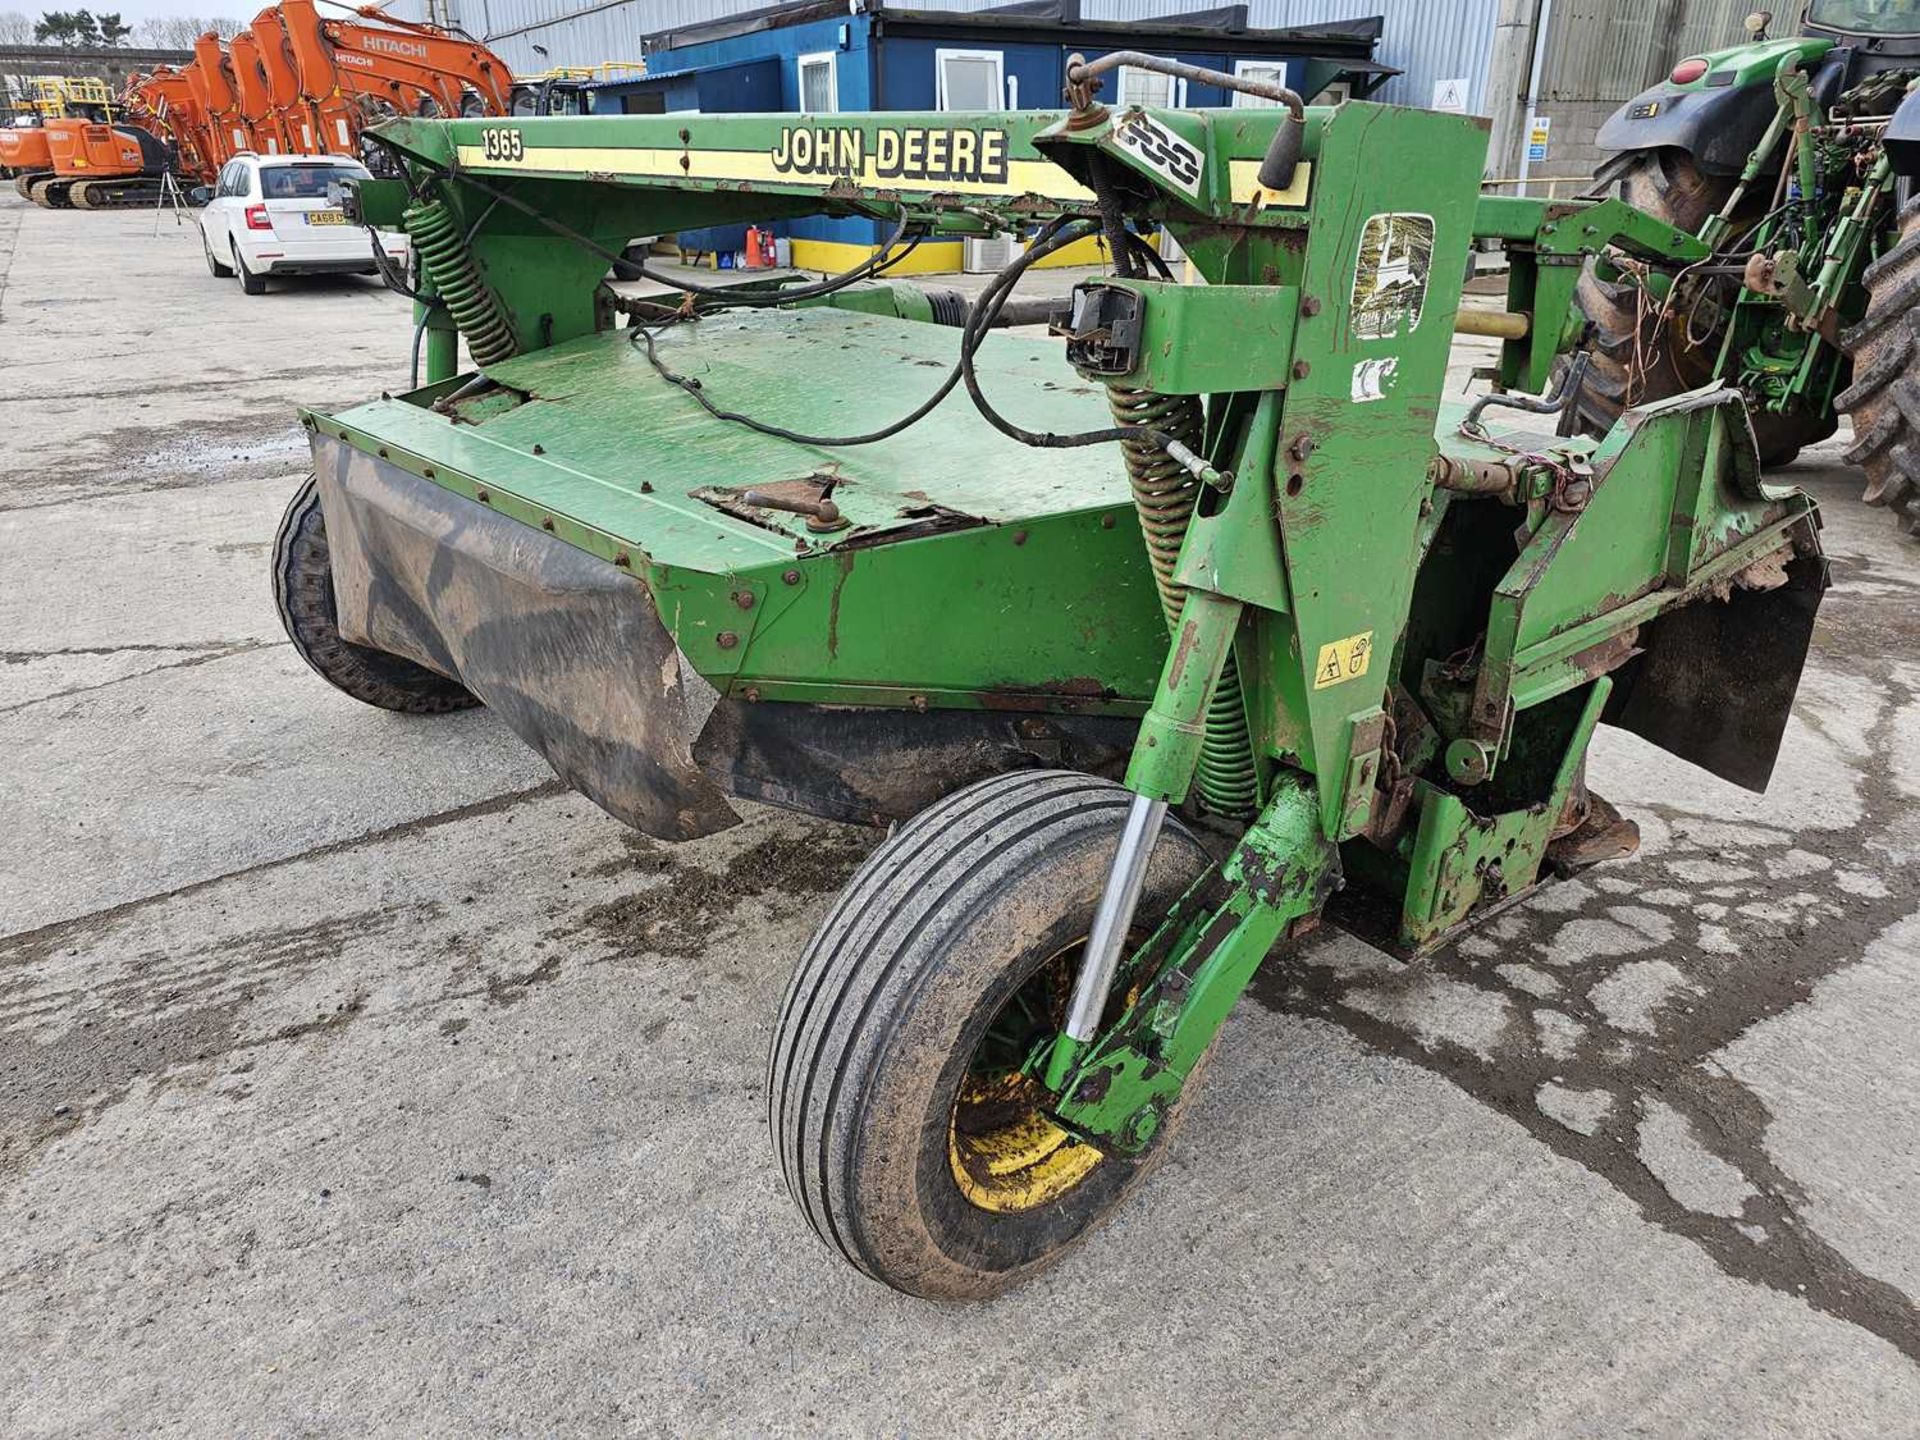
[1257,115,1306,194]
[441,168,919,308]
[628,216,1086,448]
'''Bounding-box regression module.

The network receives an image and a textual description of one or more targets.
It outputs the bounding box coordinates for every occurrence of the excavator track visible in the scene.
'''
[13,172,46,200]
[68,178,167,210]
[26,177,72,208]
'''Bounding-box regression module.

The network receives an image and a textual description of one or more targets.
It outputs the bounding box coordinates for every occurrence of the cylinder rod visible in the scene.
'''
[1043,792,1169,1091]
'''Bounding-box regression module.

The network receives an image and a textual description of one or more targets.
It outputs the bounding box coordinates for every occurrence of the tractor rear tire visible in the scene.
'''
[769,770,1214,1301]
[1836,195,1920,540]
[272,476,479,715]
[1572,147,1833,465]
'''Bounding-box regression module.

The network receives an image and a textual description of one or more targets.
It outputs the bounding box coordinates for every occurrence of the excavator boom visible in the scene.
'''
[123,1,524,197]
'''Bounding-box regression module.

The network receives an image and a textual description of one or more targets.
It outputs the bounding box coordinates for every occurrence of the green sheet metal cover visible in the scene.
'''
[324,308,1129,570]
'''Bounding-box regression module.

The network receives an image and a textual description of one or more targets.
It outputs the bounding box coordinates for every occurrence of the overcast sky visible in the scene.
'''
[19,0,375,27]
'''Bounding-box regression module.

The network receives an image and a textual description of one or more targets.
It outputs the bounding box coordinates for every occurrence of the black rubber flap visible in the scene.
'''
[310,433,740,840]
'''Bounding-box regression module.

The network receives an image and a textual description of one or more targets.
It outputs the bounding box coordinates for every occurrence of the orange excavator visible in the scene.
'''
[9,77,178,209]
[121,2,521,192]
[99,5,585,212]
[119,66,217,180]
[0,123,53,194]
[277,0,513,138]
[0,81,64,196]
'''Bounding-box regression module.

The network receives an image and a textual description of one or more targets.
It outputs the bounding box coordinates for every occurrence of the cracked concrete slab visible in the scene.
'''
[1589,959,1694,1035]
[1638,1098,1761,1219]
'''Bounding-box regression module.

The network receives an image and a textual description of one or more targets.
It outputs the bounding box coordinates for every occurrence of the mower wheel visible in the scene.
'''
[1838,194,1920,540]
[272,476,479,715]
[204,230,232,278]
[769,770,1212,1300]
[233,243,266,296]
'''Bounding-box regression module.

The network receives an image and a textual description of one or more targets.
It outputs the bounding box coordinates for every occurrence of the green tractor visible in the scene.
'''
[1579,0,1920,535]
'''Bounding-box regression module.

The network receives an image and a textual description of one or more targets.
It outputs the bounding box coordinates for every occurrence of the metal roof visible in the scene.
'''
[642,0,1390,58]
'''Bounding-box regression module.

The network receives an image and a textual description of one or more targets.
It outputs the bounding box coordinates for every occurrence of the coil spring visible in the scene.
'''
[402,195,517,369]
[1105,386,1259,818]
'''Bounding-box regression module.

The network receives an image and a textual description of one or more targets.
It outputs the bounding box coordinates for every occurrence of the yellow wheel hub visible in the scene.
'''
[947,943,1105,1214]
[949,1074,1103,1213]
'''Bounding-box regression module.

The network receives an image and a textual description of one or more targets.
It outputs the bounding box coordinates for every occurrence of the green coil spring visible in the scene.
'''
[1105,385,1259,818]
[402,195,518,369]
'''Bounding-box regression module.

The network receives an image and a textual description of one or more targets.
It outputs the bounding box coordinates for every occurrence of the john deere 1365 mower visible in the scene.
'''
[277,55,1825,1298]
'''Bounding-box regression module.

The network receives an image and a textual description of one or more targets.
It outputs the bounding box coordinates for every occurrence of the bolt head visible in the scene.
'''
[716,631,739,650]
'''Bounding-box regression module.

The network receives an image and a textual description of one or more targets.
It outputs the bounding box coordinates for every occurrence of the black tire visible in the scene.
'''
[769,770,1214,1301]
[234,242,266,295]
[1837,195,1920,540]
[272,476,479,714]
[1572,147,1833,464]
[203,228,232,277]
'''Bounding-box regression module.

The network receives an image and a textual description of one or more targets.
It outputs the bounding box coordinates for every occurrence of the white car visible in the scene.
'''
[195,152,408,295]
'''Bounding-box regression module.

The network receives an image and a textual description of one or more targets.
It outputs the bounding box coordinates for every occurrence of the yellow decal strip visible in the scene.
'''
[1228,158,1313,209]
[1312,630,1374,690]
[455,144,1095,202]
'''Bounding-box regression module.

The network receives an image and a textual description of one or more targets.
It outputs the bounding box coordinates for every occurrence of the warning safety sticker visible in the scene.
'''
[1313,631,1374,690]
[1349,212,1435,341]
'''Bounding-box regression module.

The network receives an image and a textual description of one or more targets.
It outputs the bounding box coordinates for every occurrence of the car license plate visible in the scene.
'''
[305,210,347,226]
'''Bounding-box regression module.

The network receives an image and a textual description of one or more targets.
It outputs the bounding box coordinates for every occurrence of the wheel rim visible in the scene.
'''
[947,941,1103,1214]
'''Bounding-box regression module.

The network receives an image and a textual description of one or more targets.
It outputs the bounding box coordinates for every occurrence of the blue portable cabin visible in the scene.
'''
[583,0,1395,272]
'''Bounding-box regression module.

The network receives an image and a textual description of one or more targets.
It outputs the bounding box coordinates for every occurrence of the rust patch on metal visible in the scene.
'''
[1565,627,1642,683]
[980,676,1116,713]
[826,550,855,660]
[1164,622,1203,689]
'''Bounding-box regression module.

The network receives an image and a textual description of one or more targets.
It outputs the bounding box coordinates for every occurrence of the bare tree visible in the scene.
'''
[132,14,242,49]
[0,11,34,44]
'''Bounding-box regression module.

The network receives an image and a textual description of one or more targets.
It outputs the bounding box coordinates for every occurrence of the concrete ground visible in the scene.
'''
[1,196,1917,1438]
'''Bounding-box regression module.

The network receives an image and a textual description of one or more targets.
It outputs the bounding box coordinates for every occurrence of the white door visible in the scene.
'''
[797,51,838,114]
[204,160,241,251]
[1231,60,1289,108]
[936,49,1004,111]
[937,50,1011,271]
[1115,65,1175,110]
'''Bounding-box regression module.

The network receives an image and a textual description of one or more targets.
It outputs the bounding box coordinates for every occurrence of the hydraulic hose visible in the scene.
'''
[1065,50,1306,192]
[1105,385,1258,818]
[402,193,517,368]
